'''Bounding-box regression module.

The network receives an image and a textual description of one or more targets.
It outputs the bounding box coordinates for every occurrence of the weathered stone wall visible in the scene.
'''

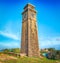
[21,3,40,57]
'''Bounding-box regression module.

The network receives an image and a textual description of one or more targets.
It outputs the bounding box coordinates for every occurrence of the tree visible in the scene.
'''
[11,48,20,53]
[3,49,10,53]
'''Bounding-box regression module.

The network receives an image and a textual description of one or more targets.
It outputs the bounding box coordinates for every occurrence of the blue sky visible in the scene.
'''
[0,0,60,50]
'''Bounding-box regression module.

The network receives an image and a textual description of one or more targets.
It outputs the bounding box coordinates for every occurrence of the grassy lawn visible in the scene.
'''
[1,57,60,63]
[0,53,60,63]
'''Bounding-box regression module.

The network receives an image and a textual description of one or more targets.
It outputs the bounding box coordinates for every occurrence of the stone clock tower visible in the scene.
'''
[21,3,40,57]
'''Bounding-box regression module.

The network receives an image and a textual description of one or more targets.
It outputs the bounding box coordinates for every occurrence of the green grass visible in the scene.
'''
[1,57,60,63]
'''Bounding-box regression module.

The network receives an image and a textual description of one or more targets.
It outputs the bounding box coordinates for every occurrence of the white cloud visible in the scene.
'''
[0,31,20,40]
[0,41,20,48]
[0,19,21,40]
[39,37,60,48]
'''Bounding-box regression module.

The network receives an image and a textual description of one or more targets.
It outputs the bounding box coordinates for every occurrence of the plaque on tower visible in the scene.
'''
[20,3,40,57]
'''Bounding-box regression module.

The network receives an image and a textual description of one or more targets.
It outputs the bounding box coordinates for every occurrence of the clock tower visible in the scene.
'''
[21,3,40,57]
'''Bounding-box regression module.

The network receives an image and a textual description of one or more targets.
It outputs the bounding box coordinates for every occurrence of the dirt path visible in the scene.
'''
[0,54,17,61]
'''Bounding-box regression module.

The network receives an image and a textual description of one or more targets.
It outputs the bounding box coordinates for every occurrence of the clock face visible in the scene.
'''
[24,14,26,18]
[31,13,34,18]
[31,13,36,19]
[23,13,27,20]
